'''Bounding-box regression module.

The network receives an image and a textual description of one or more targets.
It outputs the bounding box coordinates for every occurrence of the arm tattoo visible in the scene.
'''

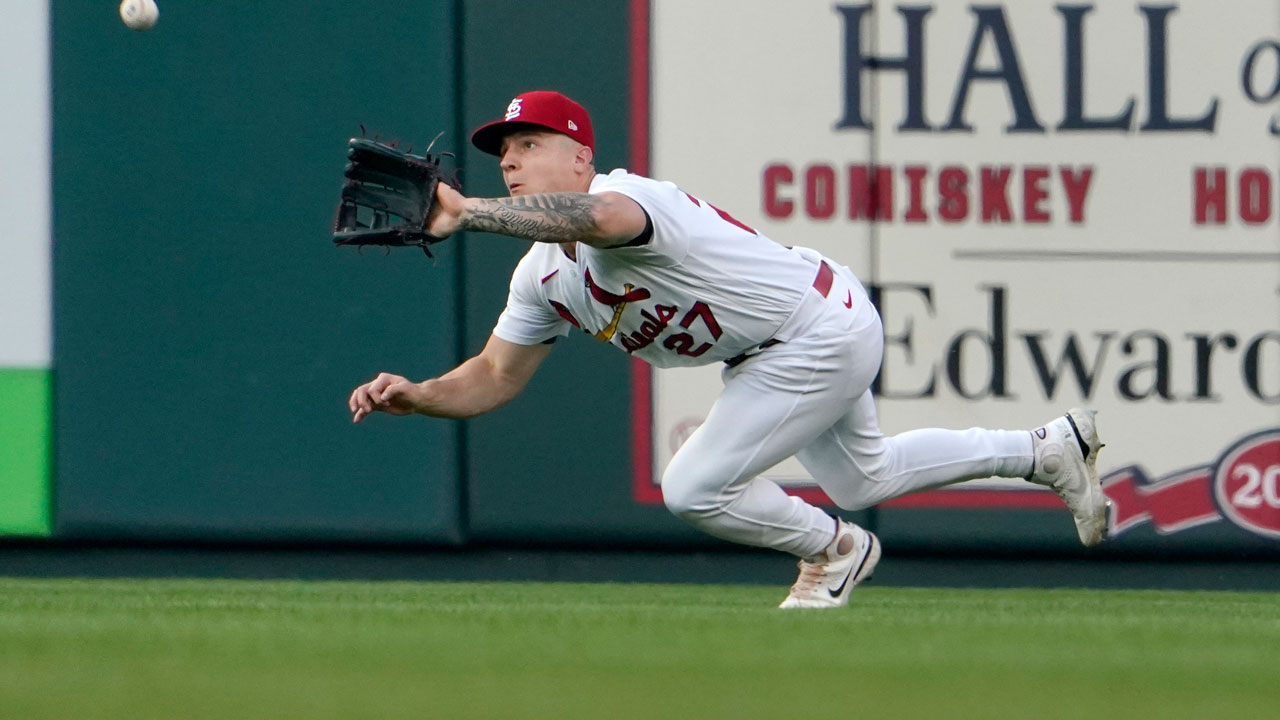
[461,193,602,243]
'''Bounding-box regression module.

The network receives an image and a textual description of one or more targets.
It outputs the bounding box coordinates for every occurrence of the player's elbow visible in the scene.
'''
[585,192,647,247]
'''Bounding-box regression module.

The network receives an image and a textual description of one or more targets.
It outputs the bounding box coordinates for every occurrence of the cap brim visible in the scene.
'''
[471,120,547,157]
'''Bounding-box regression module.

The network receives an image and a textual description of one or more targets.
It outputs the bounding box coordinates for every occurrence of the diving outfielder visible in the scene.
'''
[348,91,1108,609]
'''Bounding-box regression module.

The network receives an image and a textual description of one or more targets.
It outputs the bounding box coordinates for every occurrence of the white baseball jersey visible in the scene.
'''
[493,169,869,368]
[489,167,1037,567]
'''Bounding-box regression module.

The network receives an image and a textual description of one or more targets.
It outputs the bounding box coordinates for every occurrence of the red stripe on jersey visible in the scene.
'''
[681,192,757,235]
[540,270,559,284]
[712,204,757,234]
[548,300,580,328]
[812,261,834,298]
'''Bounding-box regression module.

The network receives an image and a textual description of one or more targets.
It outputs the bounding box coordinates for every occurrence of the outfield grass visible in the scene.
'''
[0,578,1275,720]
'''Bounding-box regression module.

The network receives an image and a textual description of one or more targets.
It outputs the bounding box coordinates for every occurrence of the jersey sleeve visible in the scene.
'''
[492,250,571,346]
[589,171,691,265]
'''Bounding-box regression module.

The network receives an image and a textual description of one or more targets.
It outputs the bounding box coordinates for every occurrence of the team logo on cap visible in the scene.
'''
[568,120,578,131]
[505,98,523,121]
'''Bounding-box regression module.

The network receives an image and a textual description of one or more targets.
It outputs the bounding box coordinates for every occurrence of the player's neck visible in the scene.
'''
[540,170,594,195]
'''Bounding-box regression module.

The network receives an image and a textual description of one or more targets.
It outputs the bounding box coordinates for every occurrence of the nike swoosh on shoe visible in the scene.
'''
[827,566,856,598]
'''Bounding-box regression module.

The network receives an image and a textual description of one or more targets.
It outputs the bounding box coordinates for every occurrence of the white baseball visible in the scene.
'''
[119,0,159,32]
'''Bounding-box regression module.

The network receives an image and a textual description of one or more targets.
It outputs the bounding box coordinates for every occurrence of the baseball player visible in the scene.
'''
[348,91,1108,609]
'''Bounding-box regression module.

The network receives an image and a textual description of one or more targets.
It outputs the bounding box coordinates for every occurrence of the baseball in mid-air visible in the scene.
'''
[119,0,159,31]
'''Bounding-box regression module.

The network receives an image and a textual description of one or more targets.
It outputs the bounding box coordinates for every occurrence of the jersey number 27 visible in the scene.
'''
[662,301,723,357]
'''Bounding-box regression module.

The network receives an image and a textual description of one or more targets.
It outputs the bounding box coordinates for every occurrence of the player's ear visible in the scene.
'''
[575,144,594,171]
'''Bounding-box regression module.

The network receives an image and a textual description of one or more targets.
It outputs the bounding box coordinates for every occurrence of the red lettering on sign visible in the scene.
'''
[1059,166,1093,224]
[980,166,1012,222]
[1194,167,1228,225]
[761,162,1105,225]
[1239,168,1272,225]
[762,164,794,218]
[903,165,928,222]
[1023,166,1050,223]
[848,165,893,221]
[805,164,836,219]
[938,166,968,222]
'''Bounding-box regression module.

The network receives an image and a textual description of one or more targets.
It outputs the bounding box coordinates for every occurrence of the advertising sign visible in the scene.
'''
[645,1,1279,542]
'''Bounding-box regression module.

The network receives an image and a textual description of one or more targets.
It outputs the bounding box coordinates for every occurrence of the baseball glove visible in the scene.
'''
[332,134,460,255]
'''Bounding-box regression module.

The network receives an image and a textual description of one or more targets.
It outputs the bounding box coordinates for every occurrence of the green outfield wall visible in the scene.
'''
[27,0,1280,567]
[46,0,717,549]
[51,1,466,543]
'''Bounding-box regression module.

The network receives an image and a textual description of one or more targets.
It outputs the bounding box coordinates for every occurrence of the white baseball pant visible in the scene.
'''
[660,262,1033,558]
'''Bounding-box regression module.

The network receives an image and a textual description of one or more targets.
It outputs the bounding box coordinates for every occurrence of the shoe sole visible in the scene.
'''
[1065,408,1108,546]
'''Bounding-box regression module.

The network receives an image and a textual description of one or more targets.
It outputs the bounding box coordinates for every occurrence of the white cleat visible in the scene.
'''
[1029,408,1109,546]
[779,519,880,610]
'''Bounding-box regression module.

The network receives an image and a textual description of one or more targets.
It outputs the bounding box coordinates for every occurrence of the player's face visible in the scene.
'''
[498,130,585,196]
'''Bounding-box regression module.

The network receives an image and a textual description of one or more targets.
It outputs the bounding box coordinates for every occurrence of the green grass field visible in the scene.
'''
[0,578,1275,720]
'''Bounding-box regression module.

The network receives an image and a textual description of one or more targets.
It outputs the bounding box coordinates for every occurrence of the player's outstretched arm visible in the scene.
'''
[428,183,646,247]
[349,335,552,423]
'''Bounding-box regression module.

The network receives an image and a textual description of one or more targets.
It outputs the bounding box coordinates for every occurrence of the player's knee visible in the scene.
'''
[825,451,895,511]
[659,466,722,522]
[660,480,716,522]
[828,488,877,512]
[858,455,894,488]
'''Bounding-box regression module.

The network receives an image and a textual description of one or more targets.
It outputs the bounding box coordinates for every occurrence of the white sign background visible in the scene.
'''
[650,0,1280,489]
[0,0,52,368]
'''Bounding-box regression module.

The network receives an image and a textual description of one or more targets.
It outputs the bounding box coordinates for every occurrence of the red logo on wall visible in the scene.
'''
[1104,429,1280,540]
[1213,430,1280,539]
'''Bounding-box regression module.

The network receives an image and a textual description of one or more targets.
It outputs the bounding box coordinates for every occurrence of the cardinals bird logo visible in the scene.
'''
[585,268,650,342]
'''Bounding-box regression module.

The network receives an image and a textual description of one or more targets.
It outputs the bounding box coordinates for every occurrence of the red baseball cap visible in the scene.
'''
[471,91,595,157]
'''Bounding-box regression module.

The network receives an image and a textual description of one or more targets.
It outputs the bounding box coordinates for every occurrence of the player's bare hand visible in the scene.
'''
[427,182,466,238]
[348,372,426,423]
